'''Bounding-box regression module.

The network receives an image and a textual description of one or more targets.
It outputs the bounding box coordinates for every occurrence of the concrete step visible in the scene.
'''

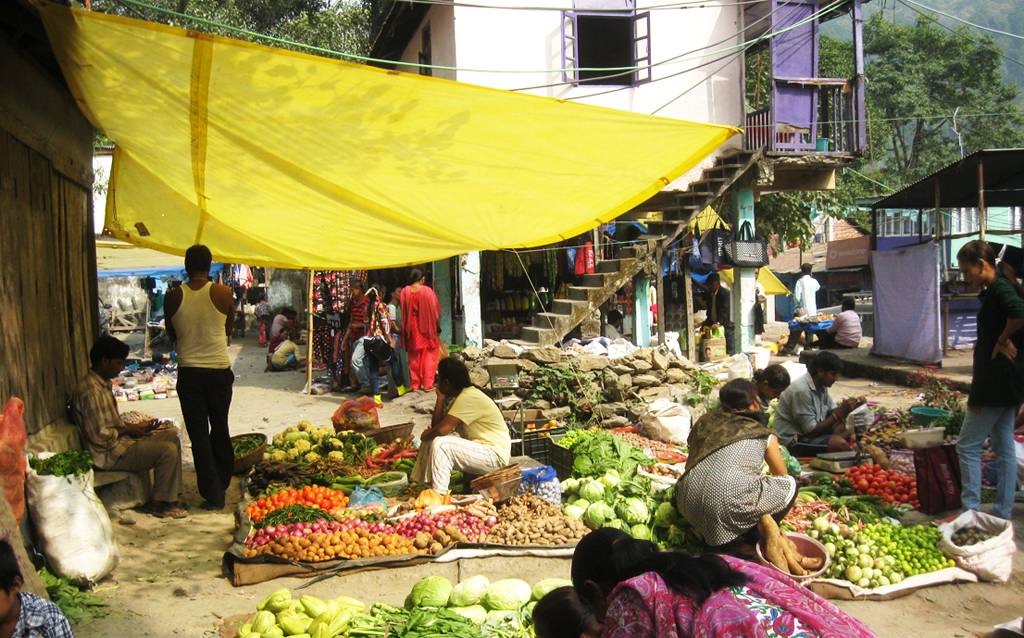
[520,325,557,346]
[552,298,587,315]
[568,286,604,302]
[597,259,623,274]
[533,312,571,329]
[581,272,609,287]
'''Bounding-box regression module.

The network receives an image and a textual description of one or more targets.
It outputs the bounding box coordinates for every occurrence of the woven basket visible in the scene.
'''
[231,433,267,475]
[470,465,522,503]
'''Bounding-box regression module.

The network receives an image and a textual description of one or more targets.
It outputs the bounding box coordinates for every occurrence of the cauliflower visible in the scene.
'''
[270,450,288,462]
[327,451,345,462]
[284,426,298,435]
[328,438,345,451]
[304,452,322,464]
[292,439,312,453]
[297,420,314,432]
[272,433,285,447]
[286,448,300,461]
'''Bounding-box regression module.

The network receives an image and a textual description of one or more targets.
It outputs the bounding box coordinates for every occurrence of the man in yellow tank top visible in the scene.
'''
[165,245,235,510]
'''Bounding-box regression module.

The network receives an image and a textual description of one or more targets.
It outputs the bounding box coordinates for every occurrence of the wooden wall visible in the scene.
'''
[0,28,96,435]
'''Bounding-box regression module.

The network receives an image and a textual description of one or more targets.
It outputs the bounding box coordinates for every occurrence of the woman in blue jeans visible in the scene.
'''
[956,240,1024,520]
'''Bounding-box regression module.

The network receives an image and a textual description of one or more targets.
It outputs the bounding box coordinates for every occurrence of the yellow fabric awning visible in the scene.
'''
[38,5,737,270]
[688,207,788,295]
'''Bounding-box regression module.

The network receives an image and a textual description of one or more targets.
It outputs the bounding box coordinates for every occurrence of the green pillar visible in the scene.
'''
[433,258,453,344]
[633,275,651,347]
[731,188,757,354]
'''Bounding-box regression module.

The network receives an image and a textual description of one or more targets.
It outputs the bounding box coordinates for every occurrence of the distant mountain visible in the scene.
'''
[824,0,1024,101]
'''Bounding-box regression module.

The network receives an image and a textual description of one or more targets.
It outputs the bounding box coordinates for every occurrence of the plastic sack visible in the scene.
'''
[349,486,386,509]
[846,404,874,432]
[937,510,1015,583]
[726,354,753,380]
[0,398,27,522]
[26,453,118,584]
[518,466,560,505]
[913,444,961,514]
[331,396,380,431]
[640,399,691,446]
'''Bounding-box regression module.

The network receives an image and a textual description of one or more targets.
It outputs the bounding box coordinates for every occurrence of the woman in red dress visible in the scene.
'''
[399,269,442,391]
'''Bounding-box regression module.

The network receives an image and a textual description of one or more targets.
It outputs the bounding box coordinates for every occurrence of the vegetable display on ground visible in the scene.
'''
[820,520,953,587]
[483,494,588,546]
[245,486,350,523]
[233,434,264,459]
[845,465,920,509]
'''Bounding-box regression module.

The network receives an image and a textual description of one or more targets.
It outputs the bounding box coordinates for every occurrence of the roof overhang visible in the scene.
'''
[871,148,1024,210]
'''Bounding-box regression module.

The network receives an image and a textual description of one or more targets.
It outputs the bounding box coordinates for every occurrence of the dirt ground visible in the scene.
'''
[70,336,1024,638]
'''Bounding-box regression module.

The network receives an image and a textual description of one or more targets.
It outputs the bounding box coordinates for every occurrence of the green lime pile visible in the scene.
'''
[820,520,954,589]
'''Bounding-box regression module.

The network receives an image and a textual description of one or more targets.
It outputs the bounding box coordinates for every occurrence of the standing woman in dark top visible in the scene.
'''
[956,240,1024,520]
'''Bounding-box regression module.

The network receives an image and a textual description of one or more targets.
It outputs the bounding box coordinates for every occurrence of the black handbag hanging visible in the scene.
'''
[723,221,769,268]
[698,220,730,271]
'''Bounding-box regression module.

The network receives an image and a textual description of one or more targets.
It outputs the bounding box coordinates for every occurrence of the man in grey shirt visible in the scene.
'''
[774,352,864,455]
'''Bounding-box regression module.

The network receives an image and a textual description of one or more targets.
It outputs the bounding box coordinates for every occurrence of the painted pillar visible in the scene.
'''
[732,188,757,353]
[633,275,651,347]
[433,258,453,344]
[460,252,483,347]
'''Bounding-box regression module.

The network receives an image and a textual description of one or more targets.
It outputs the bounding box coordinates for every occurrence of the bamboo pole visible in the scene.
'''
[306,269,314,394]
[655,246,666,346]
[684,262,696,361]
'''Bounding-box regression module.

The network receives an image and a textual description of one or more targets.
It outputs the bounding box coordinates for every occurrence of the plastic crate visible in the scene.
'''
[521,426,566,464]
[548,435,574,480]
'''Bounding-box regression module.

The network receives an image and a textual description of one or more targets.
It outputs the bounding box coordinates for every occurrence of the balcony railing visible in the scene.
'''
[744,79,864,155]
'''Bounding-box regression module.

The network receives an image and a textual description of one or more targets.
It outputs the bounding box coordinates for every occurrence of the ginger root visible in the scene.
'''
[759,515,821,576]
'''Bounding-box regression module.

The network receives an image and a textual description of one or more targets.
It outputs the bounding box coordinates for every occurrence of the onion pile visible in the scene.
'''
[391,510,497,541]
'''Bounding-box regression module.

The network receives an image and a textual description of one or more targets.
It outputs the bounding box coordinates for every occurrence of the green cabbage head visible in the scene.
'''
[531,579,572,601]
[583,502,615,530]
[617,498,650,526]
[408,576,453,608]
[482,579,533,611]
[449,575,490,607]
[447,605,488,624]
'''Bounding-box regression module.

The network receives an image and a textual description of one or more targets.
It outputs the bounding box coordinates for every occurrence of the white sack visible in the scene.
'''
[641,399,691,446]
[937,509,1015,583]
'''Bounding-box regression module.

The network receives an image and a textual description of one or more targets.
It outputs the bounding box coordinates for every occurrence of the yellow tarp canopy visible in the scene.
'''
[38,5,737,270]
[688,207,789,295]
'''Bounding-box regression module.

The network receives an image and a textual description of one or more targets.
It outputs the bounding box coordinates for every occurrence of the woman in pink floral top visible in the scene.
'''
[533,529,876,638]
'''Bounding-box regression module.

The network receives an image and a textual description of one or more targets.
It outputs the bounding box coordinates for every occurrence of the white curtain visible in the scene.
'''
[871,242,942,364]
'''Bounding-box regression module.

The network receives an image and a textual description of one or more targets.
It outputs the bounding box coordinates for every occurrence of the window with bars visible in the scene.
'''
[562,3,650,86]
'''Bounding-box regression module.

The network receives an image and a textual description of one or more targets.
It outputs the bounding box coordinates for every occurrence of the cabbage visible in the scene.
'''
[560,478,579,495]
[599,471,621,489]
[449,575,490,607]
[654,502,679,527]
[448,605,488,624]
[617,498,650,526]
[563,504,585,520]
[531,579,572,601]
[583,502,615,530]
[603,519,626,531]
[578,480,605,502]
[571,498,590,510]
[483,579,533,611]
[485,610,522,628]
[630,524,653,540]
[408,576,453,608]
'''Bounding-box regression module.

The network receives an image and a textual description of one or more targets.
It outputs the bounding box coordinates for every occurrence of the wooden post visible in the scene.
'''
[142,298,152,358]
[306,269,314,395]
[684,262,696,362]
[655,245,666,346]
[917,209,923,244]
[935,178,947,356]
[978,158,987,242]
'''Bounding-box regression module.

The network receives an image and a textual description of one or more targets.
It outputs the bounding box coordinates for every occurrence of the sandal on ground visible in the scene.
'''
[140,502,188,519]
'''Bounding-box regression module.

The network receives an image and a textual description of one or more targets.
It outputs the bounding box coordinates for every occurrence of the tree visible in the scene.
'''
[90,0,371,59]
[865,13,1024,183]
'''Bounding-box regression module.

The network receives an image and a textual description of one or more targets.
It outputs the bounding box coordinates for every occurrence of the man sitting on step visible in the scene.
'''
[72,335,187,519]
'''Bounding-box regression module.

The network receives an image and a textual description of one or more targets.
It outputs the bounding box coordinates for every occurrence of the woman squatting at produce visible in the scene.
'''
[531,528,877,638]
[674,379,797,552]
[411,357,513,493]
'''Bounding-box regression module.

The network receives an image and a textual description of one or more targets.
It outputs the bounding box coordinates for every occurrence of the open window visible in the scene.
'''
[562,5,650,86]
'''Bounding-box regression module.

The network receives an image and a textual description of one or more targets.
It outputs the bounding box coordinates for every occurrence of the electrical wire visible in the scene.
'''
[111,0,839,76]
[385,0,774,13]
[650,42,753,114]
[896,0,1024,70]
[899,0,1024,42]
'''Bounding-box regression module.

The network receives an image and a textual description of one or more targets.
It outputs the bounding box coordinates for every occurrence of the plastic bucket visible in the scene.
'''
[910,406,951,427]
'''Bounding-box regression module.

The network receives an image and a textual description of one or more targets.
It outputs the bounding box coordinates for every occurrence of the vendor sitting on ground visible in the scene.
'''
[675,379,797,552]
[411,357,511,493]
[819,298,862,349]
[0,540,73,638]
[603,309,624,340]
[772,351,865,456]
[267,325,306,371]
[72,335,187,519]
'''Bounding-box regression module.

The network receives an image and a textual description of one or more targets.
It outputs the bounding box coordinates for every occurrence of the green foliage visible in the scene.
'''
[864,13,1024,183]
[90,0,371,58]
[525,364,603,424]
[40,568,109,625]
[29,451,93,478]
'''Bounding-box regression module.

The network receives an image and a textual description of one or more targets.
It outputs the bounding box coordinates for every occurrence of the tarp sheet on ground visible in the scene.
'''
[37,5,737,270]
[871,241,942,364]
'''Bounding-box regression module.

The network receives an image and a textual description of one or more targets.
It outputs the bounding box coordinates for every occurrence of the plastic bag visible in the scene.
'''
[913,444,961,514]
[26,453,118,584]
[937,510,1015,582]
[726,353,753,380]
[349,486,386,509]
[518,466,561,505]
[0,398,27,522]
[640,399,691,446]
[331,396,380,431]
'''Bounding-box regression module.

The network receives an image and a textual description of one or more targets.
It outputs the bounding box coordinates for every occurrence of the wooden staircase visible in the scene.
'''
[519,244,652,346]
[518,148,761,347]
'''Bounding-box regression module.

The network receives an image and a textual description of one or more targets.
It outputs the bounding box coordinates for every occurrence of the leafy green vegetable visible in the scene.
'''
[565,431,651,479]
[39,568,109,625]
[449,575,490,607]
[233,435,263,458]
[482,579,532,612]
[408,576,453,608]
[256,504,335,528]
[29,451,93,478]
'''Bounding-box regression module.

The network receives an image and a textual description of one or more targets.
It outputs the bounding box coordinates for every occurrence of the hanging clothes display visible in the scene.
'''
[312,271,366,368]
